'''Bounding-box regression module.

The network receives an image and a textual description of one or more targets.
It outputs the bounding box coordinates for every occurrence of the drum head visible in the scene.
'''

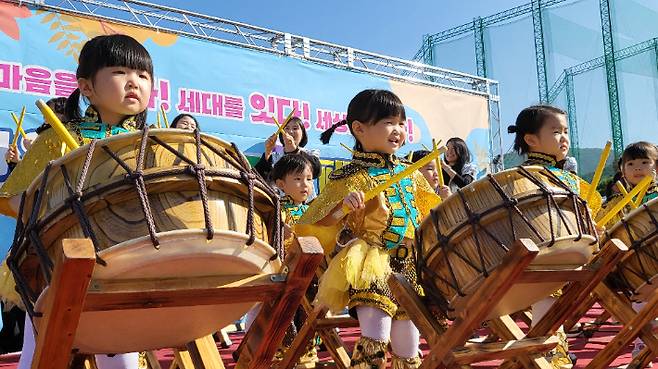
[33,229,281,353]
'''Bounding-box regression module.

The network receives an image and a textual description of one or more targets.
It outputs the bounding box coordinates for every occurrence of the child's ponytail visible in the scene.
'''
[64,88,83,122]
[320,119,348,144]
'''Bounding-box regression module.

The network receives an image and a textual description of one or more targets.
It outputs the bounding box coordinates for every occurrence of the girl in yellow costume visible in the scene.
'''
[0,34,153,369]
[508,105,602,369]
[296,90,440,369]
[598,141,658,229]
[598,141,658,362]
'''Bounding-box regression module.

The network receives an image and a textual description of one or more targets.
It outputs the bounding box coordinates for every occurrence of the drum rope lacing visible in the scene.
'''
[7,129,284,318]
[415,167,597,315]
[612,203,658,296]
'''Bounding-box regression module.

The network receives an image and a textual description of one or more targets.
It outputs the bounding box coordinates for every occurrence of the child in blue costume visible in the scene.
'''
[0,34,153,369]
[598,141,658,363]
[296,90,440,369]
[508,105,602,369]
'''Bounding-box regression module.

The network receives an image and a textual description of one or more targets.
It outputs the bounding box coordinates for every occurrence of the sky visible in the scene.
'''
[147,0,529,61]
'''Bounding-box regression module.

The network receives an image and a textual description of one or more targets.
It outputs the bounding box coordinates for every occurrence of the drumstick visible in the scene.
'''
[634,175,653,208]
[587,141,612,204]
[273,110,296,137]
[156,109,162,129]
[421,140,441,152]
[597,175,653,227]
[340,146,447,215]
[160,104,169,127]
[434,139,445,187]
[10,107,25,148]
[615,181,635,209]
[340,143,354,155]
[35,99,80,151]
[18,126,27,139]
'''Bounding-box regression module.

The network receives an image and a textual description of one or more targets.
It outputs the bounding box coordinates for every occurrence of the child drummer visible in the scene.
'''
[296,89,441,369]
[507,105,601,369]
[0,34,153,369]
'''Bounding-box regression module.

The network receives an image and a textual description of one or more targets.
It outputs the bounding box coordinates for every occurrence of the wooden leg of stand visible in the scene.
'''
[173,349,195,369]
[563,292,596,333]
[184,334,226,369]
[318,326,351,369]
[488,316,553,369]
[388,274,446,346]
[215,328,232,349]
[145,351,163,369]
[278,302,324,369]
[235,236,323,369]
[594,284,658,353]
[499,238,627,369]
[417,239,539,369]
[627,345,655,369]
[31,239,96,369]
[528,239,627,338]
[586,285,658,369]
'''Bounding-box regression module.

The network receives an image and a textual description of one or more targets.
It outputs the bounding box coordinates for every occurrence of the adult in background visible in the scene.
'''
[442,137,478,191]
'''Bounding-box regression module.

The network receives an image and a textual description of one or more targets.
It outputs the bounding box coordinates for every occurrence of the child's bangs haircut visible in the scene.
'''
[271,154,312,182]
[65,34,153,127]
[622,141,658,164]
[320,89,407,150]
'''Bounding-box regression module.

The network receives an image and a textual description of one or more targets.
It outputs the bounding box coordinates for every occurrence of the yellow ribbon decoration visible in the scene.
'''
[35,99,79,151]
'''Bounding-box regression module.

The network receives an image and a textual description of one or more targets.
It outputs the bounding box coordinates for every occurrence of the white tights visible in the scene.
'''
[356,306,420,359]
[17,315,139,369]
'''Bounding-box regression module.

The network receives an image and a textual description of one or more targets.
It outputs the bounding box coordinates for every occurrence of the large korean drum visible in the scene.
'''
[416,166,599,319]
[606,197,658,302]
[8,128,283,353]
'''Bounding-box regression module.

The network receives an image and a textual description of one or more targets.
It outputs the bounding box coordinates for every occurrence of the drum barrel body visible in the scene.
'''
[417,166,598,319]
[8,129,283,353]
[606,197,658,302]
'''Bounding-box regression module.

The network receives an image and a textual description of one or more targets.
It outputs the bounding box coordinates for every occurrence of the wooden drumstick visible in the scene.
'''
[156,109,162,129]
[587,141,612,204]
[10,106,25,148]
[634,175,654,208]
[273,110,296,137]
[339,146,447,216]
[597,175,652,227]
[160,104,169,127]
[340,143,354,155]
[35,100,79,151]
[615,181,636,209]
[434,139,445,187]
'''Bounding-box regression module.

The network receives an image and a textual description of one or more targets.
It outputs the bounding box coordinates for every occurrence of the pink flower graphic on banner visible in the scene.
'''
[0,2,31,41]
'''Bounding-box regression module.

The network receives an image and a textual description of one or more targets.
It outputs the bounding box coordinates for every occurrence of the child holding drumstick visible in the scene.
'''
[0,34,153,369]
[508,105,600,369]
[297,89,440,369]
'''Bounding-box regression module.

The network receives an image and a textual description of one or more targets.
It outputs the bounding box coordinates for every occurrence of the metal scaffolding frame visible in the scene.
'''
[415,0,650,164]
[8,0,503,171]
